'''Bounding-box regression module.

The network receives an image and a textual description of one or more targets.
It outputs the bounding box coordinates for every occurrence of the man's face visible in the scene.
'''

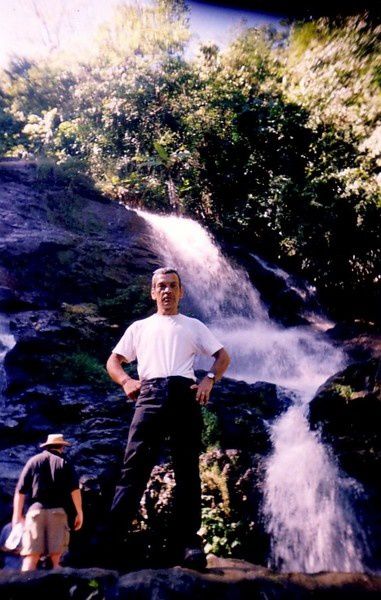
[151,273,183,315]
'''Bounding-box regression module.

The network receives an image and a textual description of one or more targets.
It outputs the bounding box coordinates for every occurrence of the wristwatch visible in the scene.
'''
[206,372,216,383]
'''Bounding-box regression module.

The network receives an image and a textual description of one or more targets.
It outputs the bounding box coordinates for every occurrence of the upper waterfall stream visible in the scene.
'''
[135,209,369,573]
[0,313,15,393]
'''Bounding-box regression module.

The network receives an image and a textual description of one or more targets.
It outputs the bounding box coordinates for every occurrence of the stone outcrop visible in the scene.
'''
[0,160,158,312]
[0,559,380,599]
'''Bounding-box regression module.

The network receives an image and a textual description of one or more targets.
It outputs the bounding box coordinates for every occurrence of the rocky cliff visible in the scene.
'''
[0,160,292,569]
[0,159,380,594]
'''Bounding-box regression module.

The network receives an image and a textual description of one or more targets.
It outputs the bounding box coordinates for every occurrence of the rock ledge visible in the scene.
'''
[0,558,380,599]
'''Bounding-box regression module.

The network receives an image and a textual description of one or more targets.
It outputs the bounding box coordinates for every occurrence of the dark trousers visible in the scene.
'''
[111,376,202,547]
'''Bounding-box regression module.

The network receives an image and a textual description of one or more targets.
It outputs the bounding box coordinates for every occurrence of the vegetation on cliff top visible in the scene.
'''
[0,1,380,322]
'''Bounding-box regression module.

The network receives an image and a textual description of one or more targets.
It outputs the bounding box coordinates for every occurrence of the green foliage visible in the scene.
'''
[284,15,380,140]
[0,88,23,155]
[57,351,110,388]
[201,505,251,556]
[200,453,256,556]
[4,58,76,116]
[95,0,189,65]
[333,384,355,400]
[201,406,221,450]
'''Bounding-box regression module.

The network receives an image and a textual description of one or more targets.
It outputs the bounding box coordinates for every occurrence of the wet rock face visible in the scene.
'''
[221,242,319,327]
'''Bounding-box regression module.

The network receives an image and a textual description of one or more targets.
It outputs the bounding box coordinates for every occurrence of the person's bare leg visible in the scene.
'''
[50,553,62,569]
[21,554,40,571]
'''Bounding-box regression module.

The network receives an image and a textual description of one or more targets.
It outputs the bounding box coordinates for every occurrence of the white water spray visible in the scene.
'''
[136,209,369,572]
[0,314,16,424]
[0,314,15,393]
[138,211,266,321]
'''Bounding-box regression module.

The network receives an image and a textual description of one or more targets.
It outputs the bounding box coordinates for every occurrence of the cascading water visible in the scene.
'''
[0,313,16,411]
[137,211,341,395]
[135,209,369,573]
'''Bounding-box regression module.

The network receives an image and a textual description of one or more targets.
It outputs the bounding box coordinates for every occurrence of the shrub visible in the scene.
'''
[58,351,110,388]
[201,406,221,451]
[200,452,257,557]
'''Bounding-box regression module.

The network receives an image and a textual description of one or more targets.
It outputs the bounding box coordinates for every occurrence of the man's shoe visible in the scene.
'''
[182,547,207,571]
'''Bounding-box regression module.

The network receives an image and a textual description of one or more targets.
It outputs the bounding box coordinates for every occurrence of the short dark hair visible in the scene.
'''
[152,267,182,288]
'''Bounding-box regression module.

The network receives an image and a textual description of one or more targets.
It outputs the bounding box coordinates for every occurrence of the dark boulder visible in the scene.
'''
[207,375,292,453]
[309,359,381,485]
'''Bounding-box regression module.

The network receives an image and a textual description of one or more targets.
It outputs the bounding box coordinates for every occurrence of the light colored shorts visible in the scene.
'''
[20,506,70,556]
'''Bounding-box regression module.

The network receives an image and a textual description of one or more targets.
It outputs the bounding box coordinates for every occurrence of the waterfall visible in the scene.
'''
[136,209,369,573]
[0,313,16,422]
[0,313,15,393]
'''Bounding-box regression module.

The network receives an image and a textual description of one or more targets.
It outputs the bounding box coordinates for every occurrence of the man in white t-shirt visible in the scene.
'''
[106,267,230,569]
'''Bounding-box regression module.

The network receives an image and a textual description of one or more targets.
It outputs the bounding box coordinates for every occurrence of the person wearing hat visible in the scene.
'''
[106,267,230,569]
[11,433,83,571]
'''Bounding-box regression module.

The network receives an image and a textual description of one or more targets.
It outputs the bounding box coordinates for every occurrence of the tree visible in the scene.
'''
[95,0,190,65]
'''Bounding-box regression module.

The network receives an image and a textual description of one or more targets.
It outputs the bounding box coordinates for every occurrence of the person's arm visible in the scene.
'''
[191,347,231,405]
[71,489,83,531]
[12,491,26,527]
[106,353,141,400]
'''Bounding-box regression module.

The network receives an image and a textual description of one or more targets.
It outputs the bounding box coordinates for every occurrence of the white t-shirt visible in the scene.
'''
[112,313,223,381]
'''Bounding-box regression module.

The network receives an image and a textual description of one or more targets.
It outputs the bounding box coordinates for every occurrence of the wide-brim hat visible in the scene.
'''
[40,433,71,448]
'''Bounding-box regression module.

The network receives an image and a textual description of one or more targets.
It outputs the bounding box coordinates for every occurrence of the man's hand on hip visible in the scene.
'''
[122,378,141,400]
[74,511,84,531]
[191,377,214,405]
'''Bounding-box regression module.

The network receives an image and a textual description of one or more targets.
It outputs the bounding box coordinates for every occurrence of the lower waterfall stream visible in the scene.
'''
[136,209,370,573]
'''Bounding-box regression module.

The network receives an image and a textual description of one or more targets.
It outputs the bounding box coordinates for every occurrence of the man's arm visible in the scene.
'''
[71,489,83,531]
[106,353,141,400]
[12,491,26,527]
[209,347,231,382]
[191,347,231,405]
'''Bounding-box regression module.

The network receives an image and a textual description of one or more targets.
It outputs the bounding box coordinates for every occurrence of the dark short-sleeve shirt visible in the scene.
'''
[16,449,79,510]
